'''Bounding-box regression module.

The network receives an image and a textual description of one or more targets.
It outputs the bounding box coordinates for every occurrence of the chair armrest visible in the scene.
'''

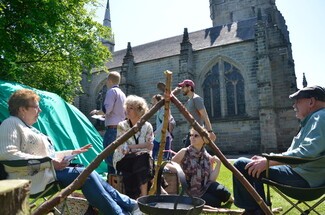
[262,153,324,165]
[0,157,53,176]
[0,157,52,167]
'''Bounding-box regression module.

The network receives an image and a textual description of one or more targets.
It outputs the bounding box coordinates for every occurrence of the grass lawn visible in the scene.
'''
[202,162,325,214]
[31,160,324,214]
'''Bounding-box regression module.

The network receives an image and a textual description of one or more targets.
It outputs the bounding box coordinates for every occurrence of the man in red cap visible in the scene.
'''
[178,79,216,146]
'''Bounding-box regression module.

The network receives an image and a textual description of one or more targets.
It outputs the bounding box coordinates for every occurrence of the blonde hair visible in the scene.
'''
[108,71,121,85]
[8,89,40,116]
[124,95,149,117]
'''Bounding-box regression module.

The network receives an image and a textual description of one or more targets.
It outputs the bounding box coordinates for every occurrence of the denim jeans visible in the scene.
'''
[103,127,117,174]
[233,157,310,210]
[56,167,137,215]
[201,181,231,207]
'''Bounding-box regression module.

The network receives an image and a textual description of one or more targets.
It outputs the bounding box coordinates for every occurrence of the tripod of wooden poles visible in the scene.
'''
[33,71,272,215]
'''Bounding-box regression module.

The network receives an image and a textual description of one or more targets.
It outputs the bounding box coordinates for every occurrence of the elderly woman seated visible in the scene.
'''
[113,95,154,199]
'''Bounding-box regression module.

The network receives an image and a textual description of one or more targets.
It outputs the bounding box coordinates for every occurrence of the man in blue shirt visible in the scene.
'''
[232,85,325,215]
[90,71,126,174]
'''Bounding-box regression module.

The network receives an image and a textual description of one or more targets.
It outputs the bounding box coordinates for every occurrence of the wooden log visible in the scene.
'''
[0,179,31,215]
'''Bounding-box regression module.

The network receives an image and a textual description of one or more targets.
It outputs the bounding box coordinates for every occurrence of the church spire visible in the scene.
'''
[102,0,115,52]
[182,28,189,43]
[103,0,111,28]
[302,73,308,87]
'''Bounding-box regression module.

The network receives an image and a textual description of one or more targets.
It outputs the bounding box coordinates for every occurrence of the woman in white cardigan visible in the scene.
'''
[0,89,137,215]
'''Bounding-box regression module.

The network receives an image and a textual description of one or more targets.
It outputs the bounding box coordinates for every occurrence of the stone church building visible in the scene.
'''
[78,0,300,154]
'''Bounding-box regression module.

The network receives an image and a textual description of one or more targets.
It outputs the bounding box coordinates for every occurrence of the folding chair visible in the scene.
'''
[261,153,325,215]
[0,157,69,214]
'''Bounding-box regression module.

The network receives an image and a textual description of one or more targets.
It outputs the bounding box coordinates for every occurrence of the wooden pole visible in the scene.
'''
[168,88,273,215]
[32,101,164,215]
[149,70,172,195]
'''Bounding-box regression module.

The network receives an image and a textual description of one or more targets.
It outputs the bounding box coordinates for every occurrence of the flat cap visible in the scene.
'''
[289,85,325,101]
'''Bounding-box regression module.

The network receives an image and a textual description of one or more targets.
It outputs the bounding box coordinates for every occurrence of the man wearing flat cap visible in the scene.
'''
[178,79,216,146]
[232,85,325,215]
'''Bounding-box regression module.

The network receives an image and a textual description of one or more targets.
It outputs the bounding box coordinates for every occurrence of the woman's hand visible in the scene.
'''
[209,132,217,142]
[209,155,220,165]
[209,155,221,181]
[72,144,92,155]
[52,158,70,170]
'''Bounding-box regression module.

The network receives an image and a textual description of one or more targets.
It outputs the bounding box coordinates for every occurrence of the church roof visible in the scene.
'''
[106,18,256,69]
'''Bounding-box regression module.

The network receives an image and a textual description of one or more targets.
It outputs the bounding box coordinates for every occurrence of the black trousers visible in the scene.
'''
[116,152,154,199]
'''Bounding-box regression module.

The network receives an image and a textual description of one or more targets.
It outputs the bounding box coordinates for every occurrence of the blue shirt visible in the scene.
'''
[103,85,126,127]
[282,108,325,187]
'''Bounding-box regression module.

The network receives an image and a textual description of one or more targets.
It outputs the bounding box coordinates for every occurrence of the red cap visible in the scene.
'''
[178,79,195,88]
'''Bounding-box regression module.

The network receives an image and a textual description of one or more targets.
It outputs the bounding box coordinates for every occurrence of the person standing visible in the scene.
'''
[178,79,216,146]
[151,94,176,160]
[232,85,325,215]
[90,71,126,174]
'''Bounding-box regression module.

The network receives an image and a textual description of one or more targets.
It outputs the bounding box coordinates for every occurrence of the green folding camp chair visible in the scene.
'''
[262,153,325,215]
[0,157,69,214]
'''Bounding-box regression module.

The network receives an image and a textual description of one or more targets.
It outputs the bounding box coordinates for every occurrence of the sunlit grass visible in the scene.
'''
[31,161,324,214]
[202,161,325,214]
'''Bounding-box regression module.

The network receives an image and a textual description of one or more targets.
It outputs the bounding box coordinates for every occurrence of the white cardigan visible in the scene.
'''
[0,116,72,194]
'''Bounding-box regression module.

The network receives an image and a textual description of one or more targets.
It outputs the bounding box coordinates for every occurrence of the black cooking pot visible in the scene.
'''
[137,161,205,215]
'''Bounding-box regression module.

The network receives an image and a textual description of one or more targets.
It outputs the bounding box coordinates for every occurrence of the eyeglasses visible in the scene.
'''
[27,105,40,110]
[189,134,200,138]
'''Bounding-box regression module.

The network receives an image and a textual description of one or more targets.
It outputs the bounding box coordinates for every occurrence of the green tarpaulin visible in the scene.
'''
[0,80,106,174]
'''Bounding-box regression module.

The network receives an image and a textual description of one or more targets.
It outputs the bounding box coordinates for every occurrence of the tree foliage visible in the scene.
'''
[0,0,111,102]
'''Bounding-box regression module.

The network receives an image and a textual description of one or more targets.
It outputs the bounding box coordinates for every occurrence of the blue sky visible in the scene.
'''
[94,0,324,88]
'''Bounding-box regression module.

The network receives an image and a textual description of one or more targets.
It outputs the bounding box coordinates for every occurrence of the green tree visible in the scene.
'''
[0,0,111,102]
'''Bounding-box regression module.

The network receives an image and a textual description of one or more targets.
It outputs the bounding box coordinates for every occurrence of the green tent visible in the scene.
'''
[0,80,106,174]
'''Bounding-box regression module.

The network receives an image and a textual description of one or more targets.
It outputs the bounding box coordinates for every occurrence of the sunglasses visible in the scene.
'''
[189,134,200,138]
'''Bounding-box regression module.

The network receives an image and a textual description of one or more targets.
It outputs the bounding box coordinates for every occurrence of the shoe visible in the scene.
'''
[225,196,234,204]
[131,207,142,215]
[222,196,234,208]
[241,209,265,215]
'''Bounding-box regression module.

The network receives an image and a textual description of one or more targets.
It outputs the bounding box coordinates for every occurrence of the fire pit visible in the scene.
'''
[137,161,205,215]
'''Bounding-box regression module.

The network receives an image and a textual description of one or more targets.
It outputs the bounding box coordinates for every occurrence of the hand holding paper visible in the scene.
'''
[63,154,78,162]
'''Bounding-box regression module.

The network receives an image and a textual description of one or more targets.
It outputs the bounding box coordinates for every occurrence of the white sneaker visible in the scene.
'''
[131,207,143,215]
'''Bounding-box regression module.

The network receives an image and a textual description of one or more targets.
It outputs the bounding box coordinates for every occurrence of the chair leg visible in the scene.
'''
[301,195,325,215]
[265,184,272,210]
[271,186,307,215]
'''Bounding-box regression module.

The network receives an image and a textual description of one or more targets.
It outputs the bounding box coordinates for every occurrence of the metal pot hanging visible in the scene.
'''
[137,161,205,215]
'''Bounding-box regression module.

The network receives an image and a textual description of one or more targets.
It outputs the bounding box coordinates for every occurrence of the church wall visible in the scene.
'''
[175,41,264,153]
[257,11,299,151]
[81,38,297,155]
[76,0,299,157]
[128,55,182,127]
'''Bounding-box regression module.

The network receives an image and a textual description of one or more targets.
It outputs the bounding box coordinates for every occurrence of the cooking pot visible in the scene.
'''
[137,161,205,215]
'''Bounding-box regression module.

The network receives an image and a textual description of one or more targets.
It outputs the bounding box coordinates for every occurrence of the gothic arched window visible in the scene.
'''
[224,62,245,116]
[203,60,246,119]
[203,63,221,118]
